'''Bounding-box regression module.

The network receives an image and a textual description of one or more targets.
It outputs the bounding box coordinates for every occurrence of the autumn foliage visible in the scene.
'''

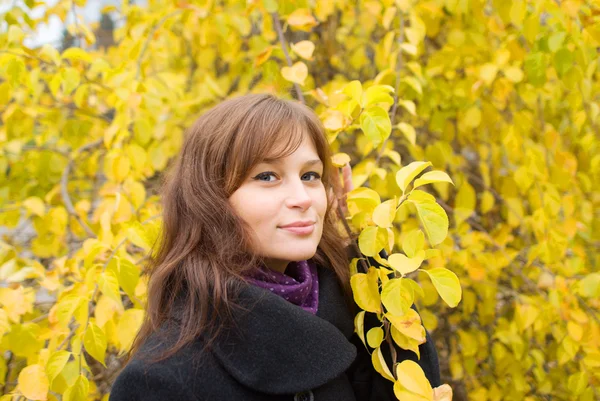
[0,0,599,400]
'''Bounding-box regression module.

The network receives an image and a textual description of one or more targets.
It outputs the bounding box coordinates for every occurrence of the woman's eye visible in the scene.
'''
[303,172,322,181]
[253,172,321,182]
[254,172,277,182]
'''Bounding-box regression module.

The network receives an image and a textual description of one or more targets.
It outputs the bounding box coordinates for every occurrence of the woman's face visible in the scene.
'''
[228,133,328,274]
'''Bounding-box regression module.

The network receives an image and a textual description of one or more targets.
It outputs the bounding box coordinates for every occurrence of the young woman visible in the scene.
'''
[108,93,441,401]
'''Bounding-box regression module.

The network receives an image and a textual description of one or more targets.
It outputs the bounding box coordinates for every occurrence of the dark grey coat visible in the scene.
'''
[108,260,441,401]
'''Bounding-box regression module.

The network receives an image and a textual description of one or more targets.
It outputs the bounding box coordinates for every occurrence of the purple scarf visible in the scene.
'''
[243,259,319,314]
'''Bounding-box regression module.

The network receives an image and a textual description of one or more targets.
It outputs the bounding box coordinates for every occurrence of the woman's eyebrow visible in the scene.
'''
[261,158,323,166]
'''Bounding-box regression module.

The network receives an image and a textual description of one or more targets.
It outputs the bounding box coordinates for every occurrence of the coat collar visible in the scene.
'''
[196,264,357,395]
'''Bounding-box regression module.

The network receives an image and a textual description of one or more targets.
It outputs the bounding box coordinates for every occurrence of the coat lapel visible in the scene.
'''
[207,264,357,395]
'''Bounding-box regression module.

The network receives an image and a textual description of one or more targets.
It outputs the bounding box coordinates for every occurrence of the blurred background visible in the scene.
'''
[0,0,599,400]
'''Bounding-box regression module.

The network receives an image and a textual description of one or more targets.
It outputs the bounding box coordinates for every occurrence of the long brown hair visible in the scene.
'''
[125,93,356,365]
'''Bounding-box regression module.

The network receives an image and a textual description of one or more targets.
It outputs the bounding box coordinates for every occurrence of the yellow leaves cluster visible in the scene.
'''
[1,0,598,400]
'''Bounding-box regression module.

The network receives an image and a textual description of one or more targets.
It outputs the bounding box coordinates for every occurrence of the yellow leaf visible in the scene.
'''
[480,190,495,213]
[63,374,89,401]
[381,278,412,316]
[23,196,46,217]
[413,171,454,189]
[322,110,349,131]
[354,310,366,346]
[46,351,71,382]
[61,47,93,63]
[402,229,425,258]
[291,40,315,60]
[367,327,384,348]
[400,43,418,56]
[280,62,308,85]
[112,153,131,183]
[398,122,416,146]
[421,268,462,307]
[364,85,395,107]
[98,270,120,303]
[386,309,426,343]
[408,196,448,246]
[395,360,433,400]
[396,161,432,193]
[567,321,583,341]
[331,153,351,168]
[117,308,145,352]
[83,321,107,367]
[372,346,395,382]
[372,199,397,228]
[39,44,61,66]
[464,106,481,129]
[433,384,453,401]
[479,63,498,85]
[8,25,25,44]
[342,80,363,106]
[504,66,524,82]
[358,226,388,257]
[388,251,425,275]
[52,295,85,327]
[360,106,392,147]
[61,67,81,95]
[254,46,273,67]
[17,364,48,401]
[286,8,317,30]
[400,100,417,115]
[350,266,381,313]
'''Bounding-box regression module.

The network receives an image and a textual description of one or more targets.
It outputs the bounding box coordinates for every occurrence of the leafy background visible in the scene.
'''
[0,0,599,400]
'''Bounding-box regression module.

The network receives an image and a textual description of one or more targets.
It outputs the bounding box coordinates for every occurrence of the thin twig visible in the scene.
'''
[136,10,184,80]
[270,12,306,104]
[60,139,103,238]
[375,10,405,166]
[71,1,82,47]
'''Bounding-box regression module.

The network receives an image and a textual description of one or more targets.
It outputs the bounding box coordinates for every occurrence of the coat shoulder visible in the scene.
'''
[109,328,221,401]
[108,355,201,401]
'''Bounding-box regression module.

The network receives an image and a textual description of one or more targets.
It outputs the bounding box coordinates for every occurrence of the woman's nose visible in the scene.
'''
[285,180,313,209]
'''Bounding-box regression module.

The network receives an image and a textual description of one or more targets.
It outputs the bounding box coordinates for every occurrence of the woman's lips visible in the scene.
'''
[279,224,315,235]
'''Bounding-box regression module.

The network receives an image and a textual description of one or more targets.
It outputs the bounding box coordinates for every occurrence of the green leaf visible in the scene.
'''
[524,52,546,87]
[554,48,574,77]
[421,267,462,307]
[360,106,392,147]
